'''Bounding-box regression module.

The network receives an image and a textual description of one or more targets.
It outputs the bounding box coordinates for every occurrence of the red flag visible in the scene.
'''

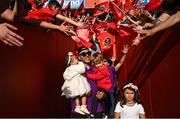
[79,2,85,14]
[28,0,47,9]
[114,0,122,6]
[124,0,133,12]
[76,38,93,48]
[94,1,109,16]
[25,8,56,22]
[117,29,131,37]
[100,21,117,30]
[98,31,115,52]
[76,28,90,42]
[109,1,125,22]
[145,0,164,11]
[73,10,79,17]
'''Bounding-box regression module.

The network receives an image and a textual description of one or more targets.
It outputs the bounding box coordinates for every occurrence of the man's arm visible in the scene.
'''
[56,14,84,27]
[137,11,180,40]
[151,11,180,34]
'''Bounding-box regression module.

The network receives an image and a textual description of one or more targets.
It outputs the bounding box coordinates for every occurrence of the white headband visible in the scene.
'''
[123,83,138,91]
[67,52,73,65]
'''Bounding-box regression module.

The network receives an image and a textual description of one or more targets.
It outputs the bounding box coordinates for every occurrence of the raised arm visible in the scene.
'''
[114,45,129,71]
[56,14,84,27]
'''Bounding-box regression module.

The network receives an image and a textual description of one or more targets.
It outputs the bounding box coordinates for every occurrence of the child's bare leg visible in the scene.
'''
[81,95,86,105]
[75,97,80,106]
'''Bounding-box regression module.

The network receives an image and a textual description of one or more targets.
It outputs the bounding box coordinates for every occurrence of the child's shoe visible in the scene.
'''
[102,113,108,119]
[75,106,85,115]
[80,105,90,114]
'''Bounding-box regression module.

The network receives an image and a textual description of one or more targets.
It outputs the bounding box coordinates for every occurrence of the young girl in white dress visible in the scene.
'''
[61,52,91,115]
[114,83,146,119]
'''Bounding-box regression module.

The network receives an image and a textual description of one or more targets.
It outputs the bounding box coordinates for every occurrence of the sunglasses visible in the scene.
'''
[103,60,108,63]
[79,51,91,57]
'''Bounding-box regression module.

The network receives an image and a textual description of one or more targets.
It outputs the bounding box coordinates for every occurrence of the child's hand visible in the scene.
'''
[122,44,129,53]
[87,91,92,97]
[96,91,106,99]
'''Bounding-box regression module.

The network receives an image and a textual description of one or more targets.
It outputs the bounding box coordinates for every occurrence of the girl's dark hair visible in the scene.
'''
[118,84,142,108]
[64,55,73,67]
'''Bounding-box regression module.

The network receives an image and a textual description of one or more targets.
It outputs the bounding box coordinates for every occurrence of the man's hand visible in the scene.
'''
[0,23,24,47]
[58,22,72,36]
[137,29,154,40]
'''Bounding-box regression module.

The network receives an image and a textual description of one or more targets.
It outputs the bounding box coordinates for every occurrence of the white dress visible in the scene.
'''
[61,62,91,98]
[114,102,145,119]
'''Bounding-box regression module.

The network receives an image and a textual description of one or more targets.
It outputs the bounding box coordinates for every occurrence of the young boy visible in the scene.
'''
[86,53,112,117]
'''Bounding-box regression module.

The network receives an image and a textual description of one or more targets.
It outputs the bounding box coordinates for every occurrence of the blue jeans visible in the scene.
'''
[107,92,115,118]
[91,88,108,116]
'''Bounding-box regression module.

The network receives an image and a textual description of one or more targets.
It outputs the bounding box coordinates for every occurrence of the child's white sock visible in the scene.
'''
[75,106,85,115]
[80,105,90,114]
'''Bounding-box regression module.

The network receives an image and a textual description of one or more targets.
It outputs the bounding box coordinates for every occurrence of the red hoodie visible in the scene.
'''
[87,65,112,92]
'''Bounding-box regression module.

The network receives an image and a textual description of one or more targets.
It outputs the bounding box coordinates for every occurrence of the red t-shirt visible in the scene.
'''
[87,65,112,92]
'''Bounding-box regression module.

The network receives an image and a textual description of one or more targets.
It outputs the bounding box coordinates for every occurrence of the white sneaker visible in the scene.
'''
[80,105,90,114]
[102,113,108,119]
[75,106,85,115]
[103,115,108,119]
